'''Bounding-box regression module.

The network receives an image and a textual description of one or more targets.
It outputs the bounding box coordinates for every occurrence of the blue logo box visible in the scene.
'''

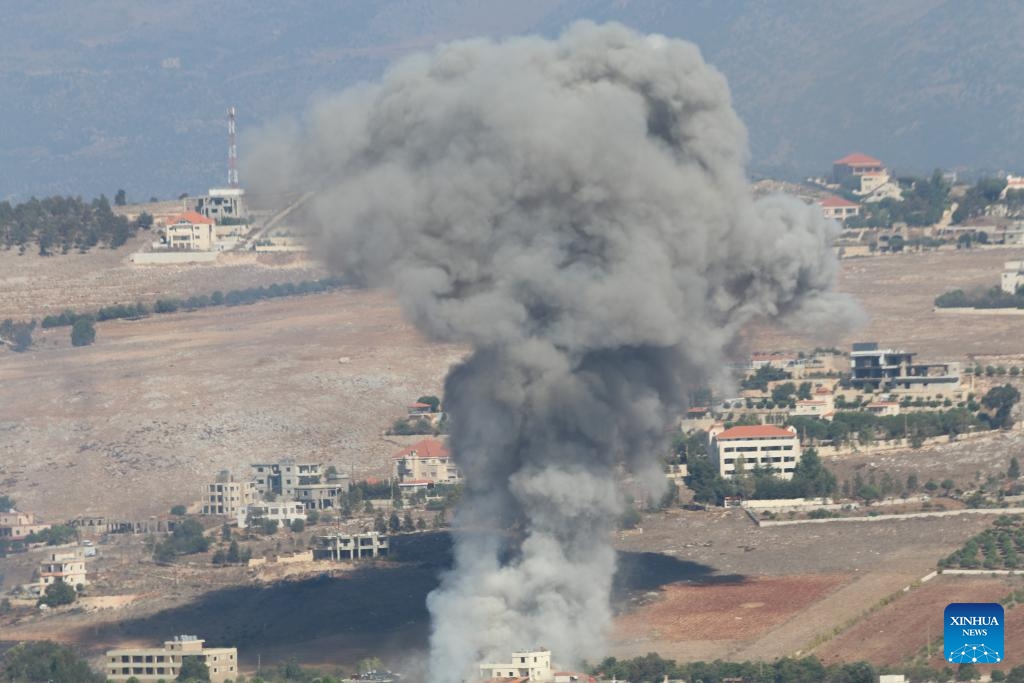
[945,602,1004,664]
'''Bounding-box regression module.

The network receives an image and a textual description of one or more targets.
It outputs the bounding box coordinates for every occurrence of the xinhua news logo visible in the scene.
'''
[945,603,1004,664]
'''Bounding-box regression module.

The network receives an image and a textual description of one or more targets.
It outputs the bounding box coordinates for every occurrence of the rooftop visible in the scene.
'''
[716,425,796,440]
[834,152,883,166]
[392,438,450,460]
[820,196,859,208]
[166,210,214,226]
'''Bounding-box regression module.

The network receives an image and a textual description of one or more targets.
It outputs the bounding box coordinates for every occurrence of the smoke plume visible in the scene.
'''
[247,21,851,683]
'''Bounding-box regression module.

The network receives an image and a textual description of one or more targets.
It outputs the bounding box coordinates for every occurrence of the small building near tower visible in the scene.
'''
[196,187,247,225]
[480,648,554,682]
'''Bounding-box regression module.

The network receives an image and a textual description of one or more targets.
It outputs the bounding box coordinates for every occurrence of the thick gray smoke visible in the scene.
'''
[247,21,851,683]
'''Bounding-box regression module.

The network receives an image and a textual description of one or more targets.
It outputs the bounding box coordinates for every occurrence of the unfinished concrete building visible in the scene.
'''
[106,635,238,683]
[38,549,87,593]
[195,187,246,224]
[201,471,257,518]
[849,342,960,395]
[313,531,389,561]
[480,649,554,682]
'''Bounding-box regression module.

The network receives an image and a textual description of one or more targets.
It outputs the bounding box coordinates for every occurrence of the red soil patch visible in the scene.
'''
[613,574,847,642]
[818,575,1020,667]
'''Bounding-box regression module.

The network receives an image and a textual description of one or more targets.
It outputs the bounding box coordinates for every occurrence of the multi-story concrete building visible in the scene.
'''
[293,482,346,510]
[201,471,257,518]
[480,649,554,682]
[313,531,389,561]
[393,438,461,485]
[39,550,87,592]
[708,425,802,480]
[106,635,238,683]
[195,187,247,224]
[247,501,306,527]
[0,510,50,541]
[251,460,323,499]
[1002,261,1024,295]
[163,211,216,251]
[849,342,960,395]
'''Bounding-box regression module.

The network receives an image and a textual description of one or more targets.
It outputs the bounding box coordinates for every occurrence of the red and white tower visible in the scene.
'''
[227,106,239,188]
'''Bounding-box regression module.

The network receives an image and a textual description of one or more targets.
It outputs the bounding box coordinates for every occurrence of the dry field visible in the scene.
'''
[818,574,1023,668]
[749,246,1024,361]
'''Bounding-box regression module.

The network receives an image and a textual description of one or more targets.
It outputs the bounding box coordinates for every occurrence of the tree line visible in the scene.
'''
[0,194,147,255]
[40,277,346,330]
[935,287,1024,309]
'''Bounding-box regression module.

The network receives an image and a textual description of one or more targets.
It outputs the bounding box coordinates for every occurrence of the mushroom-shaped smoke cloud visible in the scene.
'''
[247,21,854,683]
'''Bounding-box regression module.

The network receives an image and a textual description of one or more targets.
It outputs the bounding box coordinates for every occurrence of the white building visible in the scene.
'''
[819,196,861,222]
[1001,175,1024,200]
[247,501,306,527]
[791,387,835,420]
[1002,261,1024,295]
[201,472,257,517]
[195,187,246,224]
[393,438,461,485]
[708,424,801,479]
[313,531,389,561]
[480,649,554,682]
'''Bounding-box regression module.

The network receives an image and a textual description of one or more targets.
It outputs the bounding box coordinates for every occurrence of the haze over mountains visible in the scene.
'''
[3,0,1023,200]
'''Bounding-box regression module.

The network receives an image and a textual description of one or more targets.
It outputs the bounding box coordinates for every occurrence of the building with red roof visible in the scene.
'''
[833,152,885,182]
[708,424,801,480]
[163,211,217,251]
[392,438,460,485]
[819,195,860,222]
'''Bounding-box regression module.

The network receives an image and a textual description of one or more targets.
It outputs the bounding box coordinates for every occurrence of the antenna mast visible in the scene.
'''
[227,106,239,187]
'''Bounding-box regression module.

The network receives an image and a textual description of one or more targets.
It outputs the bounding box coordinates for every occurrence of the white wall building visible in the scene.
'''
[39,550,87,592]
[1002,261,1024,295]
[480,649,553,682]
[708,425,802,480]
[163,211,216,251]
[247,501,306,526]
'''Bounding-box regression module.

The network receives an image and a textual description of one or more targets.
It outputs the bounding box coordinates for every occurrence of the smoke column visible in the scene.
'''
[247,21,852,683]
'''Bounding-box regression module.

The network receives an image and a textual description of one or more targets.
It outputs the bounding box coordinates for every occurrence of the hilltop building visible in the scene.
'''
[833,152,885,182]
[480,649,554,682]
[195,187,246,224]
[106,635,238,683]
[707,425,801,480]
[163,211,216,251]
[0,510,50,541]
[313,531,389,561]
[393,438,461,486]
[849,342,960,395]
[1001,175,1024,200]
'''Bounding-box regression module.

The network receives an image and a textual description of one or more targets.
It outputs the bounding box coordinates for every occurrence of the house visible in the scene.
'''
[850,342,960,395]
[791,387,835,419]
[708,424,802,480]
[251,460,324,500]
[0,510,50,541]
[163,211,216,251]
[820,196,861,222]
[313,531,389,561]
[200,471,257,518]
[246,501,306,526]
[833,153,885,182]
[393,438,461,485]
[38,550,87,592]
[106,635,238,683]
[480,649,554,682]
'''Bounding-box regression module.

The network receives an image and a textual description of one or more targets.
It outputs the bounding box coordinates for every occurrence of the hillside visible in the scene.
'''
[3,1,1024,200]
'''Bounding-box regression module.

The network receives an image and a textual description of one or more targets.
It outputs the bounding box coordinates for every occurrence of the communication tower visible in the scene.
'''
[227,106,239,188]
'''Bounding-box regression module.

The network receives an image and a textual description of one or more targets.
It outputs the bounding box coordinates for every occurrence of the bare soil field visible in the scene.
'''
[748,247,1024,360]
[612,573,847,645]
[0,288,464,519]
[818,574,1022,667]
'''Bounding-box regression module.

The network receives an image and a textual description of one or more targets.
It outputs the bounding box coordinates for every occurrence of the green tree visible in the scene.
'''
[114,189,127,206]
[260,519,279,535]
[983,385,1021,429]
[38,580,77,607]
[170,505,187,516]
[388,512,401,533]
[402,511,415,532]
[211,549,226,565]
[177,655,211,681]
[227,540,240,564]
[1010,457,1021,480]
[0,494,13,511]
[0,640,104,682]
[941,479,956,496]
[290,518,305,532]
[70,318,96,347]
[306,509,320,525]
